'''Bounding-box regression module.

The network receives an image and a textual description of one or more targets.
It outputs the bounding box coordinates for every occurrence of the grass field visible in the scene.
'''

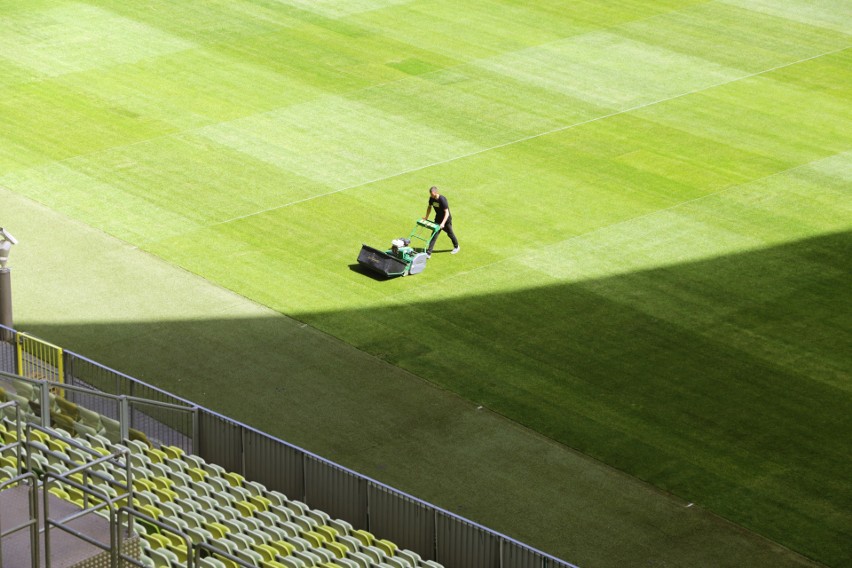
[2,1,851,566]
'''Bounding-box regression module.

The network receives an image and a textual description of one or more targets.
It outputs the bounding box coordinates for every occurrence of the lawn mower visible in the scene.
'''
[357,219,441,277]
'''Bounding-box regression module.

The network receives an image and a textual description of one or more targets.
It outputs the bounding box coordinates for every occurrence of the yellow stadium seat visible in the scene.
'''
[375,538,398,557]
[253,543,280,563]
[129,428,151,448]
[153,487,179,503]
[206,522,230,540]
[146,447,168,464]
[54,397,79,421]
[187,467,208,483]
[140,504,163,520]
[301,530,326,547]
[222,471,243,487]
[268,539,296,557]
[352,528,374,546]
[323,540,349,559]
[315,525,338,543]
[234,500,257,516]
[161,445,184,460]
[248,494,272,512]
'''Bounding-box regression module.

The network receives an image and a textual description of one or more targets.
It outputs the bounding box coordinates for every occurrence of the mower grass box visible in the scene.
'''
[357,219,440,277]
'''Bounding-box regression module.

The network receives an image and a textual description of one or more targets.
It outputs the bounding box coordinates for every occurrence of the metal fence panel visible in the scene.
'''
[437,513,500,568]
[368,483,436,560]
[304,456,368,530]
[0,326,15,373]
[502,541,548,568]
[198,411,244,475]
[128,399,194,451]
[65,353,130,396]
[244,430,305,502]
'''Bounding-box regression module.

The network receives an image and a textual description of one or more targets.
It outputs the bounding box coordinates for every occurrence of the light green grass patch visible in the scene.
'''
[615,2,851,73]
[351,67,610,146]
[351,0,705,60]
[638,72,852,167]
[1,134,332,242]
[475,31,745,110]
[719,0,852,34]
[195,95,484,188]
[518,152,852,283]
[276,0,412,19]
[93,0,306,43]
[0,2,193,77]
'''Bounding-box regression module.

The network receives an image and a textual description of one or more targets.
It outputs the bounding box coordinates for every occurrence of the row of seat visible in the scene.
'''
[0,410,444,568]
[0,379,151,445]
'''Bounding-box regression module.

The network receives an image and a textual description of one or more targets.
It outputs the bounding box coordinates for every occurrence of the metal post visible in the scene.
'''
[0,268,12,331]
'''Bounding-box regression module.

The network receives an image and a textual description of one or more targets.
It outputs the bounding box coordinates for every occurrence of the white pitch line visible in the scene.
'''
[209,45,849,229]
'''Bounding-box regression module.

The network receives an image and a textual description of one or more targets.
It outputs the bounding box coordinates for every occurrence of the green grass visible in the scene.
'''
[2,1,850,566]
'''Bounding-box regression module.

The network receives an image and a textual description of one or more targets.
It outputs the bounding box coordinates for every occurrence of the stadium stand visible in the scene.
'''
[0,325,575,568]
[1,395,439,568]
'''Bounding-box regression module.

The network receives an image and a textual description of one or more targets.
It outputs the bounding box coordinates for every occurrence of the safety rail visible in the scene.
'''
[30,422,135,568]
[0,400,39,568]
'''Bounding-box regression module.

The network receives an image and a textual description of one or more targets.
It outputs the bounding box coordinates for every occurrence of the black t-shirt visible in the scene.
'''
[429,194,450,223]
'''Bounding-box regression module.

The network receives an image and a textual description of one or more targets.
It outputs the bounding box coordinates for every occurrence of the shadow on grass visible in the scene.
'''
[21,231,850,567]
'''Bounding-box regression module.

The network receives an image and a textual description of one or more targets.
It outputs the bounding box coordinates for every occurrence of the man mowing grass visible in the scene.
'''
[423,186,460,258]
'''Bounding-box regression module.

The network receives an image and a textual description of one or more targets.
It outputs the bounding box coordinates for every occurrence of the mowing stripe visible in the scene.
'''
[382,149,852,299]
[209,45,849,229]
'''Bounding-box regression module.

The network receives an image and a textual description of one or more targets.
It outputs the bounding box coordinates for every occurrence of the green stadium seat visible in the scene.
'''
[77,406,104,431]
[12,379,36,401]
[346,551,373,568]
[323,540,349,559]
[212,490,236,508]
[222,518,249,536]
[245,528,271,545]
[147,547,177,568]
[277,556,307,568]
[306,508,331,525]
[362,545,388,563]
[396,548,422,567]
[268,539,297,557]
[101,416,121,443]
[292,514,319,533]
[337,535,362,552]
[254,510,279,527]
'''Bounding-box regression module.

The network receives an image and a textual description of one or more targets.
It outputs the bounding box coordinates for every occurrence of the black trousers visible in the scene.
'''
[427,217,458,254]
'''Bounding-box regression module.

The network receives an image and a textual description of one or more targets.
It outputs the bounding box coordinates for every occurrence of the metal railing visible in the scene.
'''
[0,324,577,568]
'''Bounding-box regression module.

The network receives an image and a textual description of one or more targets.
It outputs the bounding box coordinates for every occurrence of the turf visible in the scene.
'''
[1,0,850,565]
